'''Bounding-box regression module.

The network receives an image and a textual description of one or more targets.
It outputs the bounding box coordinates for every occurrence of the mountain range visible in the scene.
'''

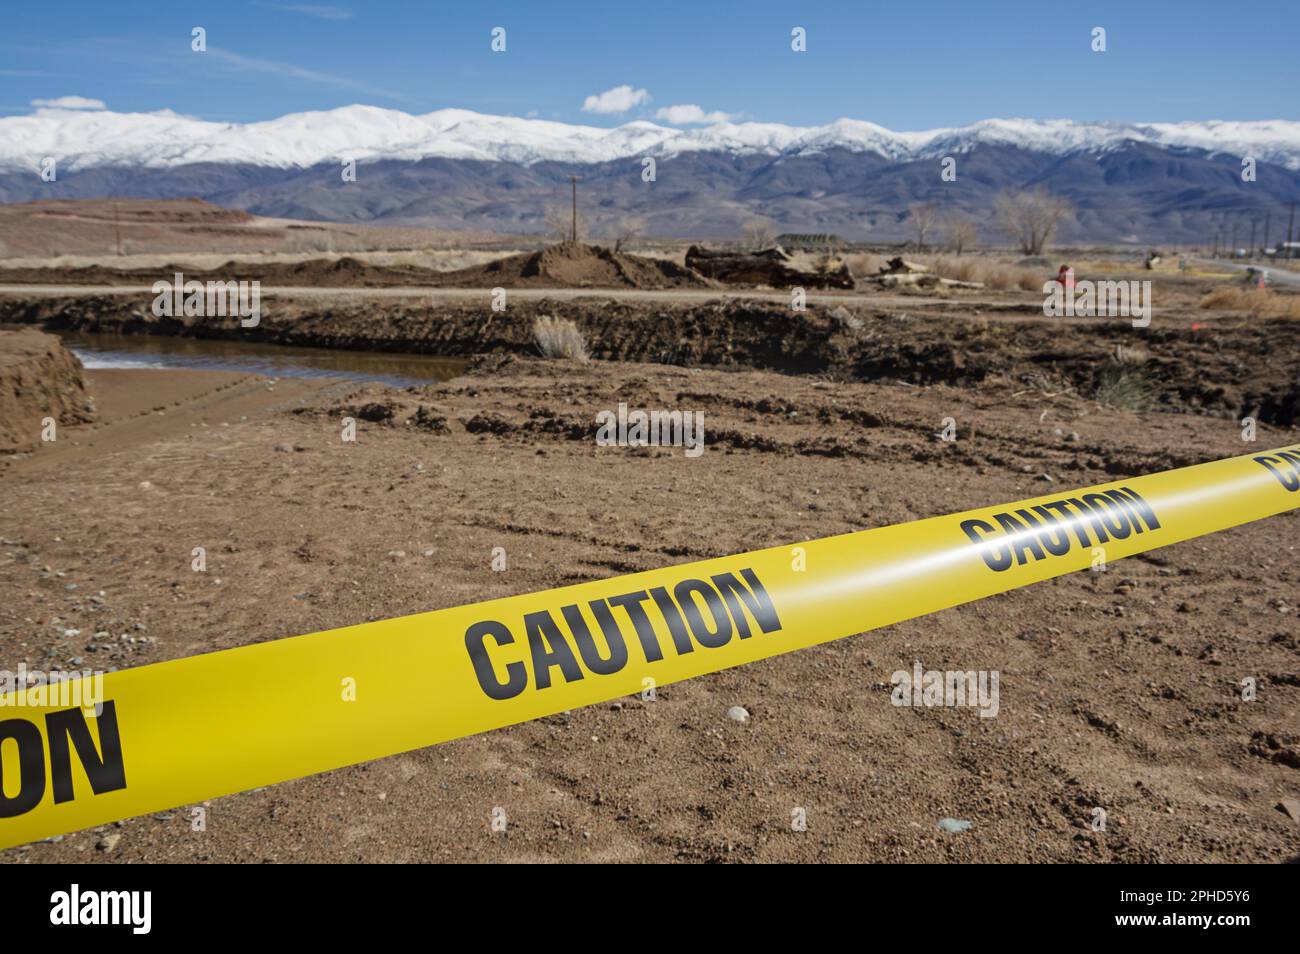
[3,105,1298,245]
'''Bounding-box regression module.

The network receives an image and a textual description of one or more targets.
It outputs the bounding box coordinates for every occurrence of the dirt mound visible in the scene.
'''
[0,328,94,452]
[0,244,712,290]
[213,256,425,287]
[685,244,855,289]
[34,257,433,288]
[432,241,711,289]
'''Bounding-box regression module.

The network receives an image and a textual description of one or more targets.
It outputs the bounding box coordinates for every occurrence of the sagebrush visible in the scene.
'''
[533,315,589,362]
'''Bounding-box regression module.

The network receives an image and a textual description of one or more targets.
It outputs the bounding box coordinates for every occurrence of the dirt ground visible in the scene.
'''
[2,277,1296,425]
[0,328,94,452]
[0,241,709,291]
[0,198,513,266]
[2,339,1298,862]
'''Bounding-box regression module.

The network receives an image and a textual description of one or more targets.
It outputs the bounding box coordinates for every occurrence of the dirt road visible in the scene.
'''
[0,282,1021,310]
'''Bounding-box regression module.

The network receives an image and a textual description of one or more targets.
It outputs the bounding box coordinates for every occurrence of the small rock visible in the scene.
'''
[1278,798,1300,824]
[274,443,295,453]
[726,705,750,723]
[96,833,121,852]
[937,817,972,833]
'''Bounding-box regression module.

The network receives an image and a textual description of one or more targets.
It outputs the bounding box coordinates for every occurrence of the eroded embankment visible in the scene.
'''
[0,328,94,452]
[0,294,1296,425]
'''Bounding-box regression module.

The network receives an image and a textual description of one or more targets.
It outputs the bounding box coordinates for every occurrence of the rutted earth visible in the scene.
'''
[2,345,1298,863]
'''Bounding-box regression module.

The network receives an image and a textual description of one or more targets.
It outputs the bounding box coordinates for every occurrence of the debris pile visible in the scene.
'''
[684,245,855,289]
[868,257,984,290]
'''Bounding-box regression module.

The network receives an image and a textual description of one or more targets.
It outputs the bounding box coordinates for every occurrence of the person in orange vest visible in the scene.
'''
[1055,264,1075,289]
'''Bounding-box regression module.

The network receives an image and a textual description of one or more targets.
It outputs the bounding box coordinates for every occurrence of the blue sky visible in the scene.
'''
[2,0,1297,127]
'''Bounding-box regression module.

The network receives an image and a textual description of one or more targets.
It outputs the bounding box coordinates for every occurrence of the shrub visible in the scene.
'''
[1094,361,1154,411]
[533,315,589,362]
[1198,286,1300,319]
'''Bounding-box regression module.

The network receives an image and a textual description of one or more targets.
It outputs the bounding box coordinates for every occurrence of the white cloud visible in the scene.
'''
[30,95,107,111]
[581,84,650,115]
[654,104,733,125]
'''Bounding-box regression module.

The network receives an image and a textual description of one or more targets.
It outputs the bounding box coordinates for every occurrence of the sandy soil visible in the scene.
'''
[2,351,1298,863]
[0,198,513,265]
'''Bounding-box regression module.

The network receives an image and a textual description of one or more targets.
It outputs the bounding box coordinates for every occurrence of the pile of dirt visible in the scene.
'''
[0,328,94,452]
[0,257,439,289]
[685,244,855,289]
[431,241,711,289]
[0,243,713,290]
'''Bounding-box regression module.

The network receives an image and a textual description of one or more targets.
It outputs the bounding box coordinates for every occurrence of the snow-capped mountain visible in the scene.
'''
[3,104,1299,244]
[3,104,1299,171]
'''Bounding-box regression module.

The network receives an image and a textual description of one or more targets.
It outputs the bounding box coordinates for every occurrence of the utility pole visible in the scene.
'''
[569,175,581,243]
[113,200,122,256]
[1264,211,1271,253]
[1288,201,1296,257]
[1250,219,1257,257]
[1231,222,1238,257]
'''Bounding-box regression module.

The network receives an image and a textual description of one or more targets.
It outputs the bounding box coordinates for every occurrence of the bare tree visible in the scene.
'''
[994,189,1073,255]
[543,203,585,242]
[908,202,940,251]
[611,214,646,253]
[945,213,980,255]
[741,216,777,251]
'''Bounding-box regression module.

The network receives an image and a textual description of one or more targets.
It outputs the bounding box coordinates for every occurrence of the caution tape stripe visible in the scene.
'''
[2,444,1298,848]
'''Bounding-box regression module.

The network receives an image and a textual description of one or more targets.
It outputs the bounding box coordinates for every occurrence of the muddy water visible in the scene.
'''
[58,331,466,388]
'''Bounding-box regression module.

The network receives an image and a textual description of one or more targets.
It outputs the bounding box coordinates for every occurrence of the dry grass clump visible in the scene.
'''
[1094,346,1155,411]
[533,315,589,362]
[847,252,1046,291]
[926,256,1043,291]
[1198,286,1300,319]
[844,253,888,279]
[929,255,978,283]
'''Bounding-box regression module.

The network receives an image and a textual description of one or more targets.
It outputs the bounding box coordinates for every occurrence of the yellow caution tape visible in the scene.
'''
[3,444,1299,848]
